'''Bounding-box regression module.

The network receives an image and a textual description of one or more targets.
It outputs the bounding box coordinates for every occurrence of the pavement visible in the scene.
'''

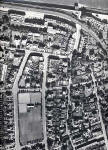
[12,51,31,150]
[42,53,49,150]
[1,2,107,149]
[1,2,107,53]
[12,50,50,150]
[73,24,81,50]
[91,68,108,150]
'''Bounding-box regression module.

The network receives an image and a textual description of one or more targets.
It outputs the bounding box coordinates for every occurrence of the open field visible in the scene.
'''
[18,93,42,145]
[18,93,30,104]
[30,92,42,104]
[19,106,43,145]
[18,92,42,105]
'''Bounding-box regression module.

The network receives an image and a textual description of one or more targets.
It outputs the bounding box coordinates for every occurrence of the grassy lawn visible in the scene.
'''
[19,105,43,145]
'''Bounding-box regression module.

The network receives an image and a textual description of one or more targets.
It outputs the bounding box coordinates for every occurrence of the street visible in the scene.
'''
[12,51,31,150]
[42,53,49,150]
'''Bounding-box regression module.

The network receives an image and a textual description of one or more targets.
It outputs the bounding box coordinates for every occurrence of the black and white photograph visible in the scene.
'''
[0,0,108,150]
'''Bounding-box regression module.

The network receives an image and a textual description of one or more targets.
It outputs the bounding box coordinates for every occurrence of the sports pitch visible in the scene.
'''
[19,106,43,145]
[18,93,43,145]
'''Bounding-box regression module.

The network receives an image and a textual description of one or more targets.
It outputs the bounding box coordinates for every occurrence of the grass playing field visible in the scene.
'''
[18,92,43,145]
[19,106,43,145]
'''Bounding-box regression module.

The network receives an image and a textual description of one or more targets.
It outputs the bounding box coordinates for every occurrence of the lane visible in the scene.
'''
[66,29,80,150]
[42,53,49,150]
[12,51,31,150]
[2,2,107,149]
[1,2,108,52]
[73,24,81,50]
[13,50,49,150]
[91,68,108,150]
[1,2,107,54]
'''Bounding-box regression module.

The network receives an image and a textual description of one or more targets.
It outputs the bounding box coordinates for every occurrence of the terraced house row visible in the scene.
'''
[0,2,108,150]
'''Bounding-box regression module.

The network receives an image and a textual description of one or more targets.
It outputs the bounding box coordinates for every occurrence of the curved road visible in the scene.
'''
[1,1,107,54]
[1,1,107,149]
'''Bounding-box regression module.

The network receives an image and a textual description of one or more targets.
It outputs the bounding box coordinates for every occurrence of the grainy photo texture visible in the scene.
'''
[0,0,108,150]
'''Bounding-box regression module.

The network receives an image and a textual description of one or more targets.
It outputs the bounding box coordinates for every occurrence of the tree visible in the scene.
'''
[102,19,107,24]
[0,46,3,52]
[22,35,27,40]
[51,44,60,49]
[73,70,77,76]
[39,42,45,48]
[47,137,53,148]
[6,91,12,96]
[89,49,94,55]
[2,15,9,23]
[42,27,47,33]
[98,31,103,39]
[86,55,89,61]
[2,25,8,31]
[61,145,67,150]
[21,146,29,150]
[87,20,91,28]
[72,49,78,57]
[14,35,20,40]
[85,66,91,73]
